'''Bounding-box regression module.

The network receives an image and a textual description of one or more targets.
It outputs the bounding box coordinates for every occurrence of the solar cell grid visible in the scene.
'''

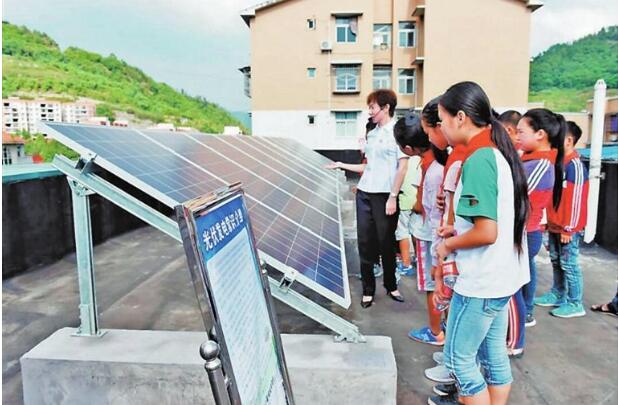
[142,130,341,245]
[44,122,349,308]
[229,136,339,198]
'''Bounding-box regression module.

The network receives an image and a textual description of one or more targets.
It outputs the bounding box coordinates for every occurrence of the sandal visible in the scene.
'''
[590,302,618,317]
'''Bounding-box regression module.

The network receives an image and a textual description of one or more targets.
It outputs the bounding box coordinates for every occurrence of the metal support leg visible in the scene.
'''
[68,179,104,337]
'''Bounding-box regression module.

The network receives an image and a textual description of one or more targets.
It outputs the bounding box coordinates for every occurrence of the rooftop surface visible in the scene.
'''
[2,184,617,404]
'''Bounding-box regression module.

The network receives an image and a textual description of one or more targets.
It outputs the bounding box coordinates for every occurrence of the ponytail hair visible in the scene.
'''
[421,96,441,128]
[440,81,529,253]
[394,112,430,150]
[522,108,565,209]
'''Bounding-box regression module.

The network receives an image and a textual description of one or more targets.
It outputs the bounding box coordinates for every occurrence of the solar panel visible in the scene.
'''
[44,122,350,308]
[185,134,338,218]
[218,136,339,201]
[142,130,341,245]
[262,137,338,171]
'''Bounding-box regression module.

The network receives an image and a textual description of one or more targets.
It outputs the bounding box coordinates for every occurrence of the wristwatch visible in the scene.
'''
[389,193,398,199]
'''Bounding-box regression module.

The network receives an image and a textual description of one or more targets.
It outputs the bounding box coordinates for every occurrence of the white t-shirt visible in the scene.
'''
[452,147,530,298]
[412,160,443,242]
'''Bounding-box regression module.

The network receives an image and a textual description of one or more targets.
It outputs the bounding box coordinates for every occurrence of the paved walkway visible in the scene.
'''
[3,225,617,404]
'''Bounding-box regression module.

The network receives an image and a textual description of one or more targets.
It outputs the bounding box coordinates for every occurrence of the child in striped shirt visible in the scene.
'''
[516,108,566,331]
[535,121,589,318]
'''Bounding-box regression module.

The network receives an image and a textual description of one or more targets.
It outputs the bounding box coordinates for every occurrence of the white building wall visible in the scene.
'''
[252,110,371,151]
[2,144,31,165]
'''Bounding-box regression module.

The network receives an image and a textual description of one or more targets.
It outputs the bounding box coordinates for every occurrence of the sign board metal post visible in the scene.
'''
[176,184,295,405]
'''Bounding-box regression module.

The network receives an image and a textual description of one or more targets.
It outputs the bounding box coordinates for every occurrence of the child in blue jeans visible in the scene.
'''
[434,82,530,404]
[535,121,589,318]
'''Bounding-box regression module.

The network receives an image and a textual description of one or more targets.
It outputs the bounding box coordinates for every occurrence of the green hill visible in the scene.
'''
[529,26,618,111]
[2,21,244,133]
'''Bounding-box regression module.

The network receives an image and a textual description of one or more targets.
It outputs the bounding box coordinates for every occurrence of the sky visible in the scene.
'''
[2,0,618,112]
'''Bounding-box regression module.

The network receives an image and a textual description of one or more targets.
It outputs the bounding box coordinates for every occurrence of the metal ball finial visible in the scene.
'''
[200,340,220,361]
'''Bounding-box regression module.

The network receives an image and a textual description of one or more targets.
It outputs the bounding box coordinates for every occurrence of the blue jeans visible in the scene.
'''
[522,230,543,316]
[444,293,513,397]
[548,232,583,305]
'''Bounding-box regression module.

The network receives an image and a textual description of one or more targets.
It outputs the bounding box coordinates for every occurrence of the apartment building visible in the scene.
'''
[241,0,542,154]
[62,101,97,125]
[2,98,96,134]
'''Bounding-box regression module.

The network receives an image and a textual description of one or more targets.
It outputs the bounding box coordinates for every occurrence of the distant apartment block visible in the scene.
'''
[2,97,96,133]
[240,0,542,153]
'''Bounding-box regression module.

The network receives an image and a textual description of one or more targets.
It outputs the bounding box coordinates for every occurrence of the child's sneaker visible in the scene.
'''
[399,265,416,277]
[550,303,586,318]
[524,314,536,327]
[408,326,445,346]
[432,351,444,365]
[424,364,454,384]
[534,291,565,307]
[396,256,404,272]
[428,393,459,405]
[507,347,524,358]
[433,383,457,397]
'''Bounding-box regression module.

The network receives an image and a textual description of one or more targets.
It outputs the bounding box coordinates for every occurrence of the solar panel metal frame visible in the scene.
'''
[43,122,351,308]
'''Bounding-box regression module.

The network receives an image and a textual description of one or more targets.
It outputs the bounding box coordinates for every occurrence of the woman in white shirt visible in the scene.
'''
[326,89,409,308]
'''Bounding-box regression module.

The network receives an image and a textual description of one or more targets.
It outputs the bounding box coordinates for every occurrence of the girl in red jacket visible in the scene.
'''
[535,121,589,319]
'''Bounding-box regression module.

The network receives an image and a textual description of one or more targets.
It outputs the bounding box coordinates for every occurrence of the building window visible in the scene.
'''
[334,112,358,137]
[373,24,392,50]
[399,22,416,47]
[333,65,360,93]
[17,145,22,158]
[308,115,316,125]
[307,67,316,78]
[398,69,416,94]
[3,146,12,165]
[307,18,316,30]
[336,17,357,43]
[373,66,391,90]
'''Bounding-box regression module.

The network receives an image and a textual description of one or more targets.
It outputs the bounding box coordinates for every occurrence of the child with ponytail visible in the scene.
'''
[515,108,565,328]
[536,121,589,318]
[433,81,529,405]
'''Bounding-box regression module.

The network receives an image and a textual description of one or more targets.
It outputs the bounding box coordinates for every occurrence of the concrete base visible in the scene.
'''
[21,328,396,405]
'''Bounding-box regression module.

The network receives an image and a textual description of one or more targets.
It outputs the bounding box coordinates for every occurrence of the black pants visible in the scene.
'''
[356,190,399,296]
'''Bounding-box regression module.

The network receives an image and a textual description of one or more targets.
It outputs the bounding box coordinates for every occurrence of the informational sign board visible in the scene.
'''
[176,184,294,405]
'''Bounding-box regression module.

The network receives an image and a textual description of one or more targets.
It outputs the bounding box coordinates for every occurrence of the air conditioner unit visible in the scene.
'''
[320,40,333,51]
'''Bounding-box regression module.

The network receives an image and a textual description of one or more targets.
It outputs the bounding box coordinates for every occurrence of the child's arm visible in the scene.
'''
[436,149,499,260]
[560,159,587,243]
[436,217,497,260]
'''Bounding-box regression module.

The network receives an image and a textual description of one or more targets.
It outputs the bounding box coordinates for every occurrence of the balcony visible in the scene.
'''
[412,0,425,17]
